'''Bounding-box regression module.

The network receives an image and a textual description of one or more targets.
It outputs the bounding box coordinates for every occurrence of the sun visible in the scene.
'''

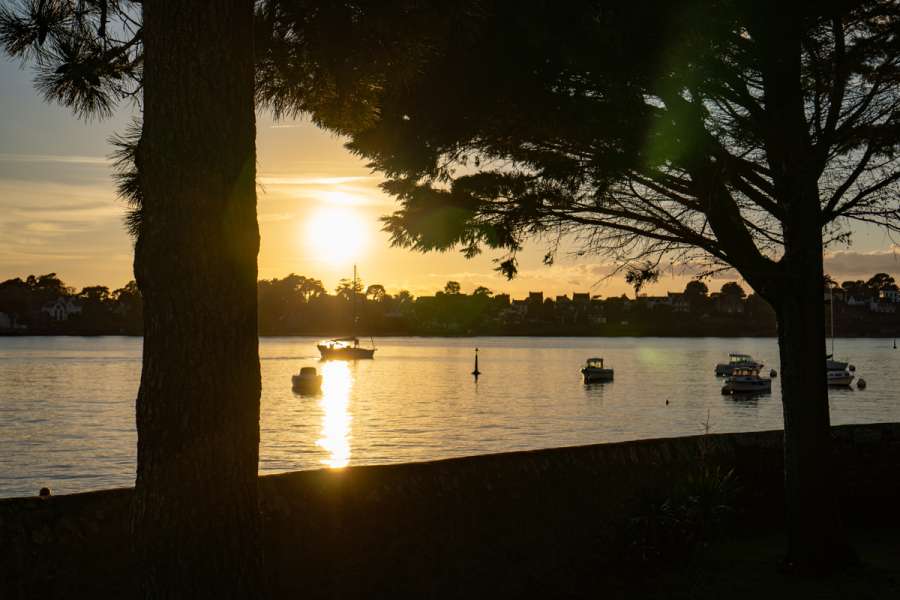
[305,206,369,264]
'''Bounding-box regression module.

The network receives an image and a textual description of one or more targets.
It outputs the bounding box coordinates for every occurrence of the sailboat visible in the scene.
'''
[826,286,855,386]
[317,265,376,360]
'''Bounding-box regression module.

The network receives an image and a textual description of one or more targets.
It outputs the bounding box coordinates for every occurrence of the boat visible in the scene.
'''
[715,353,764,376]
[722,367,771,395]
[826,369,855,387]
[581,357,614,383]
[317,265,376,360]
[292,366,323,394]
[317,336,376,360]
[825,355,855,373]
[825,287,856,387]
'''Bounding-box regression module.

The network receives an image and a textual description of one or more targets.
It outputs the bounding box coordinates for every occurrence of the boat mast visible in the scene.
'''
[830,285,835,356]
[352,264,358,339]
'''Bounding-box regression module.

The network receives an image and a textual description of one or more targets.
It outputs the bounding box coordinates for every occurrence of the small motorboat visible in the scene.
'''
[722,367,771,395]
[582,357,614,383]
[715,353,764,376]
[292,366,323,394]
[317,337,375,360]
[826,369,855,387]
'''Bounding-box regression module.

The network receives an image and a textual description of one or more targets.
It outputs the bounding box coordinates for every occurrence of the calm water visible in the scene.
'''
[1,336,898,497]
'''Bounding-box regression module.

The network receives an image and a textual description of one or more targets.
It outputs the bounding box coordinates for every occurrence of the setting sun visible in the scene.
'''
[305,206,369,265]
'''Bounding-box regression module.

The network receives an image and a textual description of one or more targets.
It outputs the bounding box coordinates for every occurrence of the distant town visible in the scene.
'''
[1,271,898,337]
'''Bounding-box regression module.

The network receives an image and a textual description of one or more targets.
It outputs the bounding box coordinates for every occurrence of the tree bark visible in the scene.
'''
[774,198,855,573]
[746,7,854,572]
[133,1,262,596]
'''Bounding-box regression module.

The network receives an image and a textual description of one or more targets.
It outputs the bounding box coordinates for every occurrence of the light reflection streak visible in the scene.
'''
[316,361,352,467]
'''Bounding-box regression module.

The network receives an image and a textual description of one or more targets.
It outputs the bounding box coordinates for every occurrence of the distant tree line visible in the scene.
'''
[3,271,898,337]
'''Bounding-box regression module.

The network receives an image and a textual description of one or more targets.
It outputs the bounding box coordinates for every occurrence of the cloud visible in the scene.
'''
[825,246,900,277]
[0,153,111,166]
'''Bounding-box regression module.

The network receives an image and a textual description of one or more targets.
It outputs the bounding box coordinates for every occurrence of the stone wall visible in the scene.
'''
[2,423,899,598]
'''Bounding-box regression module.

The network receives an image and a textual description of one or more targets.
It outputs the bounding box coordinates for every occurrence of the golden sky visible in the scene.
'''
[1,56,898,300]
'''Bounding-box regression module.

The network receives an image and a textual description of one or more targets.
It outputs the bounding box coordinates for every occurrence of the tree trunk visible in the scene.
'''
[774,212,854,573]
[133,1,262,597]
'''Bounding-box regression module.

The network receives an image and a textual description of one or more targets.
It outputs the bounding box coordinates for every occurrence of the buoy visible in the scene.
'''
[472,348,481,379]
[848,364,856,372]
[770,369,777,378]
[665,399,669,405]
[39,487,51,497]
[857,378,866,390]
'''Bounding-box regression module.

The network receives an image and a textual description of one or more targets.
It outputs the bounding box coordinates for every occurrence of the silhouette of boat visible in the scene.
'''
[318,336,375,360]
[318,265,377,360]
[292,366,323,393]
[581,357,614,383]
[826,288,856,387]
[722,367,771,394]
[715,353,764,376]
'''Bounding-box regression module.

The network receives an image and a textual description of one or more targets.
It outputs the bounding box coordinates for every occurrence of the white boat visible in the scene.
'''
[826,368,854,387]
[722,367,771,395]
[291,366,323,394]
[581,357,614,383]
[715,353,764,376]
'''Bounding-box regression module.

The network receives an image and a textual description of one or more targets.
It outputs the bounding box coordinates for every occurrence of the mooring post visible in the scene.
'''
[472,347,481,379]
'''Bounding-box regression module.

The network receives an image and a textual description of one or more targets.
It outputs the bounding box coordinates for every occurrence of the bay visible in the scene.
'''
[1,335,897,498]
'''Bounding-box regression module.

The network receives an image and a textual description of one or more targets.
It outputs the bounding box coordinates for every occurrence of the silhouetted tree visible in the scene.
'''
[625,262,660,296]
[684,280,709,298]
[336,277,364,301]
[473,286,493,297]
[366,284,387,302]
[1,1,264,594]
[866,272,898,294]
[444,280,461,295]
[260,0,900,569]
[721,282,747,299]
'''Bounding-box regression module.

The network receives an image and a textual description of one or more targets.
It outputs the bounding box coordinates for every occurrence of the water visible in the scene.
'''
[1,336,898,498]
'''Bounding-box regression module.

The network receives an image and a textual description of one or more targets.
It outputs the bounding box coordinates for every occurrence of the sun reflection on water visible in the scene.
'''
[316,361,352,468]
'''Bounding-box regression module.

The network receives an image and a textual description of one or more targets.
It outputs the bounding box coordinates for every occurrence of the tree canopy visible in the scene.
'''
[257,0,899,295]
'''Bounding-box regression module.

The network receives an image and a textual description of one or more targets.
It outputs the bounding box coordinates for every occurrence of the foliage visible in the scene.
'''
[259,1,900,300]
[720,282,746,298]
[625,464,740,565]
[625,262,660,295]
[684,280,709,298]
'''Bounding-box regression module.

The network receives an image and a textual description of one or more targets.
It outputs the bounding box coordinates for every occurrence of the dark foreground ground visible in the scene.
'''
[543,527,900,599]
[2,424,899,599]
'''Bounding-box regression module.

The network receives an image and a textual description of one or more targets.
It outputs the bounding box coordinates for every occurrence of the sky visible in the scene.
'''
[1,54,898,299]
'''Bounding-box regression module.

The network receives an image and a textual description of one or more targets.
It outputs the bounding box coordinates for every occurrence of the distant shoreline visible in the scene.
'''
[2,332,898,339]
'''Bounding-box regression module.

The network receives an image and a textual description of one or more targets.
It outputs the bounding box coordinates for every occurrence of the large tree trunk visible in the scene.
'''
[133,1,262,596]
[774,206,854,572]
[747,7,854,573]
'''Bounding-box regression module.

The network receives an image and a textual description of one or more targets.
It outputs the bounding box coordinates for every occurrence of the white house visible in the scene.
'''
[42,297,82,321]
[879,289,900,303]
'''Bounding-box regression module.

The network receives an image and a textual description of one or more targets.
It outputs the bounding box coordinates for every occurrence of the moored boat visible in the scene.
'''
[318,337,376,360]
[292,366,323,394]
[722,367,771,395]
[581,357,614,383]
[826,367,855,387]
[715,353,764,376]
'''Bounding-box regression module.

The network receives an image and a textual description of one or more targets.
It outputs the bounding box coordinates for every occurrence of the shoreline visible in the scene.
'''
[3,332,899,338]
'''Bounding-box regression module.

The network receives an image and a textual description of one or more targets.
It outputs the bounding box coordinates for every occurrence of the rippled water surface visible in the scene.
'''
[1,336,898,497]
